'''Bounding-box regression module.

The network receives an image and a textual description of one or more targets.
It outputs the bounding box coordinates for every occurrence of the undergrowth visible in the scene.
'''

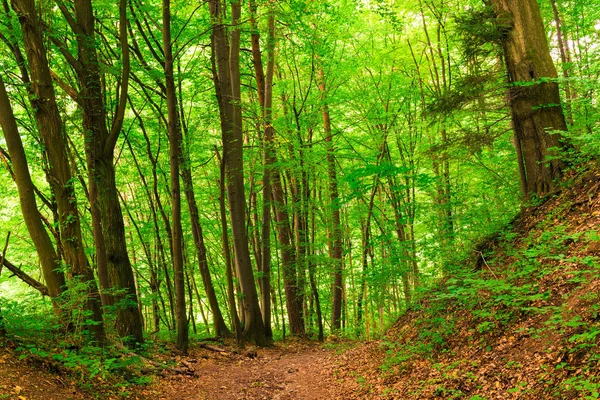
[0,294,159,398]
[380,188,600,399]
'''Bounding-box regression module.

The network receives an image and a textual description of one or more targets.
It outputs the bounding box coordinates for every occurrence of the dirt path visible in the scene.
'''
[141,342,344,400]
[0,341,353,399]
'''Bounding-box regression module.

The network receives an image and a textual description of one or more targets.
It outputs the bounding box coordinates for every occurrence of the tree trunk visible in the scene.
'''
[249,5,275,340]
[0,76,66,310]
[163,0,188,353]
[490,0,568,198]
[67,0,144,344]
[210,0,267,346]
[216,151,242,345]
[181,165,231,338]
[271,172,305,336]
[318,68,343,332]
[11,0,105,344]
[549,0,574,126]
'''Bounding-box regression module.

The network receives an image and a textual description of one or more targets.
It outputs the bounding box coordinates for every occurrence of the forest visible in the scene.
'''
[0,0,599,398]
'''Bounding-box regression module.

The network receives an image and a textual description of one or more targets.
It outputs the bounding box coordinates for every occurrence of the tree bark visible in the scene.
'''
[489,0,568,198]
[11,0,105,344]
[209,0,268,346]
[163,0,188,353]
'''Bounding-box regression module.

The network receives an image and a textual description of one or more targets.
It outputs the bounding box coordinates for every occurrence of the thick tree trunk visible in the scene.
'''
[68,0,144,344]
[163,0,188,353]
[11,0,105,344]
[490,0,568,198]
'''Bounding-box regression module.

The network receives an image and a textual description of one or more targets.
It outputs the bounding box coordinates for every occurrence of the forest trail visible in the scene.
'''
[1,341,349,399]
[138,341,344,400]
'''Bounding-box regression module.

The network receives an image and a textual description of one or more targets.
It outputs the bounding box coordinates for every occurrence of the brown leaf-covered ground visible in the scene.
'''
[136,341,343,400]
[0,340,351,400]
[0,343,86,400]
[332,167,600,399]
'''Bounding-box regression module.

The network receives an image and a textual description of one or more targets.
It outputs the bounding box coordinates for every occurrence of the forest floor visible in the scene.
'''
[135,340,344,400]
[0,339,356,400]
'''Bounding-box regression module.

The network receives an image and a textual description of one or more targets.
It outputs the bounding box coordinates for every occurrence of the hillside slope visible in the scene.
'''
[335,166,600,399]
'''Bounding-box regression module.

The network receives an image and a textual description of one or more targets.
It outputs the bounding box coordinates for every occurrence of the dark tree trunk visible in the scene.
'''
[490,0,568,198]
[66,0,144,344]
[163,0,188,353]
[210,0,267,346]
[216,151,242,345]
[11,0,105,344]
[249,2,275,341]
[318,68,343,332]
[271,172,305,336]
[0,76,66,310]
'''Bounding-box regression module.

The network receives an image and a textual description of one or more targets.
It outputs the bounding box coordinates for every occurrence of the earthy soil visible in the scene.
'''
[0,340,353,400]
[0,343,85,400]
[138,341,344,400]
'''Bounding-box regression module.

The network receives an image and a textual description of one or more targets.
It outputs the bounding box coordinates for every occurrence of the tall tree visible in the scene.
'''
[162,0,188,353]
[11,0,105,343]
[55,0,145,344]
[318,67,343,331]
[0,75,66,311]
[210,0,268,346]
[249,2,275,340]
[489,0,568,198]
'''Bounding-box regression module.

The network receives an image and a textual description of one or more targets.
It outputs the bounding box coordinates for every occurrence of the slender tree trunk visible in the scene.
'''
[163,0,188,353]
[318,68,343,331]
[549,0,574,126]
[249,5,276,340]
[182,166,231,337]
[210,0,267,346]
[0,76,66,311]
[271,172,305,336]
[216,150,241,345]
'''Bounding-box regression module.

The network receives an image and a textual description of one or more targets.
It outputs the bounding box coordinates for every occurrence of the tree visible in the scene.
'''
[0,75,66,312]
[318,67,344,331]
[11,0,105,344]
[162,0,188,353]
[210,0,268,346]
[489,0,568,198]
[60,0,144,345]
